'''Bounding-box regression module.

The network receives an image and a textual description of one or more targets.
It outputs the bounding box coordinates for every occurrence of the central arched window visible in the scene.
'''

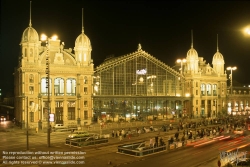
[206,84,211,96]
[66,78,76,96]
[54,78,64,96]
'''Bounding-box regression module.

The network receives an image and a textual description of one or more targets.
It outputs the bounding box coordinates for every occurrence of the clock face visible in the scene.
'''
[139,77,144,83]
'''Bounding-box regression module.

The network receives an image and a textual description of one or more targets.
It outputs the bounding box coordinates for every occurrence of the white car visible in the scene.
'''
[68,131,89,138]
[234,128,244,135]
[53,124,67,131]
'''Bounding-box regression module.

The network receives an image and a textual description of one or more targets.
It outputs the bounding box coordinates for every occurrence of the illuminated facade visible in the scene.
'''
[93,45,189,122]
[92,40,228,122]
[14,10,94,129]
[227,87,250,116]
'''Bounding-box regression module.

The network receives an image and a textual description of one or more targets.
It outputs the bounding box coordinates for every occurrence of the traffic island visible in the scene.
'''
[117,141,166,157]
[65,137,108,147]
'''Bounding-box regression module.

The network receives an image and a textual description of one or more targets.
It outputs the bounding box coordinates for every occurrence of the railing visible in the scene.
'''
[65,137,108,147]
[117,141,166,156]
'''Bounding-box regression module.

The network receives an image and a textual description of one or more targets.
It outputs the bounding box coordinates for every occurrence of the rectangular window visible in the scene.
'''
[196,100,198,105]
[68,109,75,120]
[84,110,88,119]
[84,101,88,107]
[68,101,75,120]
[30,112,34,122]
[84,87,88,95]
[196,90,198,95]
[29,86,34,94]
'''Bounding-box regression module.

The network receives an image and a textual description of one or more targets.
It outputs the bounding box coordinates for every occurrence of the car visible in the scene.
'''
[53,124,66,129]
[227,158,250,167]
[68,131,89,138]
[234,128,244,135]
[0,116,6,122]
[88,133,100,139]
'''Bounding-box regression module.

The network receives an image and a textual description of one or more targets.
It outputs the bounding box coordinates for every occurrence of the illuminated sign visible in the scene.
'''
[136,69,147,75]
[49,114,54,122]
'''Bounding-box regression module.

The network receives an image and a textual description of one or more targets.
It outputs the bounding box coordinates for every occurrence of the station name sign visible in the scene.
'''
[136,69,147,75]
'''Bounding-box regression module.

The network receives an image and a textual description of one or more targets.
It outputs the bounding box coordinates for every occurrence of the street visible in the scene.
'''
[0,119,249,167]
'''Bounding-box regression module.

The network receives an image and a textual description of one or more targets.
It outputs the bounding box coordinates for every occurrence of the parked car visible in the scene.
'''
[88,133,100,139]
[0,116,6,122]
[53,124,67,131]
[227,158,250,167]
[234,128,244,135]
[68,131,89,138]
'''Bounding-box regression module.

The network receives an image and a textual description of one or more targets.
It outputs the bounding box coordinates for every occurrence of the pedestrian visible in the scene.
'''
[217,159,221,167]
[138,129,141,136]
[149,138,153,147]
[112,130,115,138]
[159,137,164,146]
[155,136,159,147]
[119,133,122,141]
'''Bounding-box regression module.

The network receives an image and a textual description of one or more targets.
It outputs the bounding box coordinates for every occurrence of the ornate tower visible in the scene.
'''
[74,8,92,66]
[186,30,199,74]
[212,34,225,75]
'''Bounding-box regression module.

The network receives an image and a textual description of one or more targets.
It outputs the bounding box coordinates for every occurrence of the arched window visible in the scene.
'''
[201,84,205,96]
[54,78,64,96]
[41,77,51,95]
[212,84,217,96]
[206,84,212,96]
[66,78,76,96]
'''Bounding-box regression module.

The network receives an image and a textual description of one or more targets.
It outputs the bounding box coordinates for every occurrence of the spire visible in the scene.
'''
[81,8,84,33]
[217,34,219,52]
[29,1,32,27]
[191,30,193,48]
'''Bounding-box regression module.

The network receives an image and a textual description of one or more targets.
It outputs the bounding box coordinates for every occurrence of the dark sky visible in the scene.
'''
[1,0,250,96]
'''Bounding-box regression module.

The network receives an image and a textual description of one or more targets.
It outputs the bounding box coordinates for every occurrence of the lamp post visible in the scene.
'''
[177,59,186,97]
[226,66,237,95]
[23,96,29,150]
[41,34,57,147]
[177,59,186,74]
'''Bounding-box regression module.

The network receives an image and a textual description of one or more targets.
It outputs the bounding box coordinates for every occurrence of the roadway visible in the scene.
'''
[0,120,249,167]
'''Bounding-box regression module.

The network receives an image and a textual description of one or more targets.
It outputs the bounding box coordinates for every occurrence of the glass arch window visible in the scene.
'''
[54,78,64,96]
[66,78,76,96]
[206,84,211,96]
[41,77,51,95]
[212,84,217,96]
[201,84,205,96]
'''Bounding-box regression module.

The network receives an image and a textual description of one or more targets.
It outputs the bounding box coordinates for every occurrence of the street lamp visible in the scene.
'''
[177,59,186,74]
[41,34,57,147]
[226,66,237,94]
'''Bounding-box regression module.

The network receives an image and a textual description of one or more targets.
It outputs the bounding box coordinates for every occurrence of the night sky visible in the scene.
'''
[1,0,250,97]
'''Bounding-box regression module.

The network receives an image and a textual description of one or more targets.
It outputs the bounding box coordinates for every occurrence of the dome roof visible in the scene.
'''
[75,33,91,49]
[187,47,198,60]
[21,26,39,43]
[212,51,224,64]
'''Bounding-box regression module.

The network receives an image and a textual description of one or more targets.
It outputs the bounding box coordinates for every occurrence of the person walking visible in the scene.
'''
[149,138,153,147]
[155,136,159,147]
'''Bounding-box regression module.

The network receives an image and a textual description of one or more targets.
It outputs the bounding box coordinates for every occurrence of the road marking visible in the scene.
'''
[192,150,203,155]
[168,158,183,163]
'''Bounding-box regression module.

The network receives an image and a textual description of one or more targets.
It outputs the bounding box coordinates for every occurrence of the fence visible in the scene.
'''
[117,141,166,157]
[65,137,108,147]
